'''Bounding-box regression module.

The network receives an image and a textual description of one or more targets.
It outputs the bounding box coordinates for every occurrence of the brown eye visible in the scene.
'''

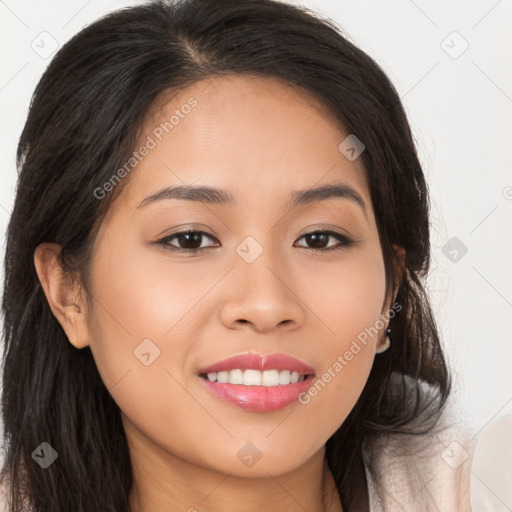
[156,230,219,252]
[295,230,354,251]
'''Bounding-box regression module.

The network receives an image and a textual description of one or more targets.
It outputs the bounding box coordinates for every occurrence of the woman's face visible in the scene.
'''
[79,74,393,477]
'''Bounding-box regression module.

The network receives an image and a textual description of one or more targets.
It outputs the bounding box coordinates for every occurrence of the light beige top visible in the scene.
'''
[364,415,475,511]
[365,407,512,511]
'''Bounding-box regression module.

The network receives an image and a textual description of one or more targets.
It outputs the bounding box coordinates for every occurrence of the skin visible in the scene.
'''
[34,74,404,512]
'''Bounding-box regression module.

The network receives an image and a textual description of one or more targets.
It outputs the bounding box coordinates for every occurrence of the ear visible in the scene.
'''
[33,242,91,349]
[380,244,406,317]
[376,244,406,353]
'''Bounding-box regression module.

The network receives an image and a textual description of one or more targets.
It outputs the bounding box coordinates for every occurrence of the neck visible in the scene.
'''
[126,422,343,512]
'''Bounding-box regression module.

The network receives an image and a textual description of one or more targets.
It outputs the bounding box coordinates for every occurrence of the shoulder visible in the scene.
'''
[364,405,475,511]
[470,414,512,510]
[0,475,9,512]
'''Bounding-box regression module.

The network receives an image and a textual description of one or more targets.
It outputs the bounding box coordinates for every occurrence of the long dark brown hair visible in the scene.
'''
[1,0,451,510]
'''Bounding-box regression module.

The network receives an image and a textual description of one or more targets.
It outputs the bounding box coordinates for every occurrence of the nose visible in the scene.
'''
[218,246,306,334]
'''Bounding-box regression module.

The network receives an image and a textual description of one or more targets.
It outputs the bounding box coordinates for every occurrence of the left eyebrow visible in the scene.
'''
[136,185,236,209]
[135,180,368,219]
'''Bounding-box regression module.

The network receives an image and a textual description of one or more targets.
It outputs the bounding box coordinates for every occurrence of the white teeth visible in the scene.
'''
[262,370,280,386]
[229,369,244,384]
[279,370,291,385]
[243,369,262,386]
[204,369,308,386]
[216,371,229,383]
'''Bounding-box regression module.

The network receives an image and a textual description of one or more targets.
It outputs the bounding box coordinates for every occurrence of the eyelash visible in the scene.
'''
[154,229,355,253]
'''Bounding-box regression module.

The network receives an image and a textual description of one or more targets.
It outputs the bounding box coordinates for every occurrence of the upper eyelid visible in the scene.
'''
[162,228,347,239]
[164,229,218,241]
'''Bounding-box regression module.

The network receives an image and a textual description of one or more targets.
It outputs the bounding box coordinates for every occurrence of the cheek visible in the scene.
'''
[84,243,215,468]
[83,236,202,404]
[88,233,218,345]
[301,246,387,344]
[293,248,386,435]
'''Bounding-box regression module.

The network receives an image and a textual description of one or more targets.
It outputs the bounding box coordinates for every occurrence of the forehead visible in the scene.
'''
[108,74,371,218]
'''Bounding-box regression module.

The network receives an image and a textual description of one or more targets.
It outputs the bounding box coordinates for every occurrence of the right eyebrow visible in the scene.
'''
[289,181,368,219]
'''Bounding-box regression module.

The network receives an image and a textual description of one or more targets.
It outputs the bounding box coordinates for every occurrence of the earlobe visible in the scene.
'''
[393,244,406,263]
[376,329,391,354]
[33,242,90,349]
[380,244,406,323]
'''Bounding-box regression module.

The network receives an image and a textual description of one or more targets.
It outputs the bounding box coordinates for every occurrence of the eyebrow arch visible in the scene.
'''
[136,185,234,209]
[136,181,367,218]
[289,181,367,217]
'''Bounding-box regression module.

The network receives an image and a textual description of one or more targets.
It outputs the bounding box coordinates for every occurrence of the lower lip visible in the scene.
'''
[198,375,315,412]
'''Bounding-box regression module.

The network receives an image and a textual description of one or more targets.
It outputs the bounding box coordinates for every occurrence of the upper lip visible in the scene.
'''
[199,352,315,375]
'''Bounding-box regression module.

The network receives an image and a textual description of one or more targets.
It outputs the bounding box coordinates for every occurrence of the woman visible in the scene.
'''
[0,0,476,510]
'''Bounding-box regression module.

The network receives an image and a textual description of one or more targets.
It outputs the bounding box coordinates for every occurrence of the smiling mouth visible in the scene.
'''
[199,369,313,386]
